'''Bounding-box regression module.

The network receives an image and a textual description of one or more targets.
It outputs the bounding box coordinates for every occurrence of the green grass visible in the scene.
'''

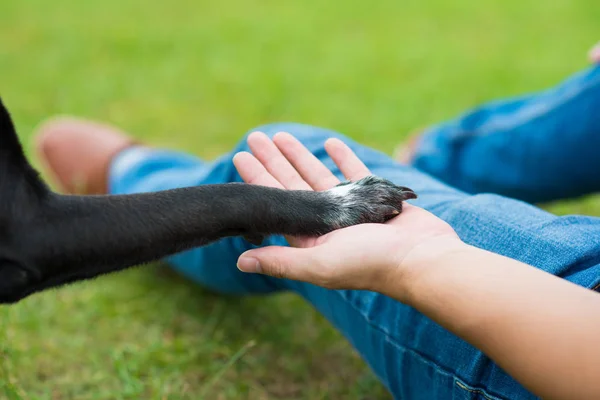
[0,0,599,398]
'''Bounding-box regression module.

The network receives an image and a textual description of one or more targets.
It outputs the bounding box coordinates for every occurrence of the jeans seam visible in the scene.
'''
[455,379,503,400]
[592,282,600,292]
[333,290,511,400]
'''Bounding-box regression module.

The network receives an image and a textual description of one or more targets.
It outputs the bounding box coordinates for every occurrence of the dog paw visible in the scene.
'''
[324,176,417,228]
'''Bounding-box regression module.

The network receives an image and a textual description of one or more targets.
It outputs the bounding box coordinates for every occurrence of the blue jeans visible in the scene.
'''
[109,66,600,400]
[412,65,600,204]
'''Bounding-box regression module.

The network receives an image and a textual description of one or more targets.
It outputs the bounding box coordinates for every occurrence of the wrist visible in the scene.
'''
[380,235,471,304]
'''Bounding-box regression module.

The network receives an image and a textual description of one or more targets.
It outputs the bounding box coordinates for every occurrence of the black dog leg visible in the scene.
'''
[0,98,416,303]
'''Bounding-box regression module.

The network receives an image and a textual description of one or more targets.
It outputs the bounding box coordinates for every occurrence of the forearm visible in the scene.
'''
[385,243,600,400]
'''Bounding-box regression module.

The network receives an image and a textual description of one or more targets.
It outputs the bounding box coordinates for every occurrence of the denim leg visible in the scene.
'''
[412,65,600,204]
[109,123,600,399]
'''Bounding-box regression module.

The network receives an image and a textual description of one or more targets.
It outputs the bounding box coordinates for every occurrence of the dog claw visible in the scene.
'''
[326,176,417,227]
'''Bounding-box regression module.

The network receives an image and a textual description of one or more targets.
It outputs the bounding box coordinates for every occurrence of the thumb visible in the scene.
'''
[237,246,321,282]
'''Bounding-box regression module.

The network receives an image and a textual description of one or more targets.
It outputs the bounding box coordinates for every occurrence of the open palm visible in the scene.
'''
[233,131,459,292]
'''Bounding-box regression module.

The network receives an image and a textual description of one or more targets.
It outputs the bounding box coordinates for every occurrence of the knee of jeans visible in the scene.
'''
[437,193,548,229]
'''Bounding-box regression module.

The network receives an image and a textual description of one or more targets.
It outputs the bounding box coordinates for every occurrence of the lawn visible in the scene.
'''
[0,0,598,398]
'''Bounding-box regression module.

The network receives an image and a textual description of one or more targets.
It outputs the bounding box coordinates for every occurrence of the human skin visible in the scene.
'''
[233,131,600,400]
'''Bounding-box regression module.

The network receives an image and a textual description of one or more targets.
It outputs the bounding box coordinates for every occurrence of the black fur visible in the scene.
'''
[0,97,416,304]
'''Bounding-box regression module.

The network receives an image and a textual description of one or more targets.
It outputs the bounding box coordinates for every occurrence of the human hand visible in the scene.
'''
[232,132,462,297]
[589,42,600,63]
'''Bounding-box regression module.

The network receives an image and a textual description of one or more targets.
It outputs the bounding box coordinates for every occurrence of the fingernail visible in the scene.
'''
[237,257,262,273]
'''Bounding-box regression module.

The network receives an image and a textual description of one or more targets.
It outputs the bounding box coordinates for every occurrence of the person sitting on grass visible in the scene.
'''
[35,44,600,399]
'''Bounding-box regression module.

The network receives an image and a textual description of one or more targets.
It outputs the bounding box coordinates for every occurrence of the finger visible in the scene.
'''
[589,42,600,63]
[233,151,284,189]
[237,246,334,287]
[324,138,371,181]
[247,131,312,190]
[272,132,340,191]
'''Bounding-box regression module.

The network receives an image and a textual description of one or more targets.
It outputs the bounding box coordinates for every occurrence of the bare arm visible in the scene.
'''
[394,243,600,400]
[233,131,600,400]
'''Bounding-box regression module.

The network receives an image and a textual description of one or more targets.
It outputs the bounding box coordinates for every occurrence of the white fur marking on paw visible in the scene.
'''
[326,182,356,199]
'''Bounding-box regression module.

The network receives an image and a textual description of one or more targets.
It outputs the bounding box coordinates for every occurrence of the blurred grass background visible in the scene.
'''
[0,0,598,398]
